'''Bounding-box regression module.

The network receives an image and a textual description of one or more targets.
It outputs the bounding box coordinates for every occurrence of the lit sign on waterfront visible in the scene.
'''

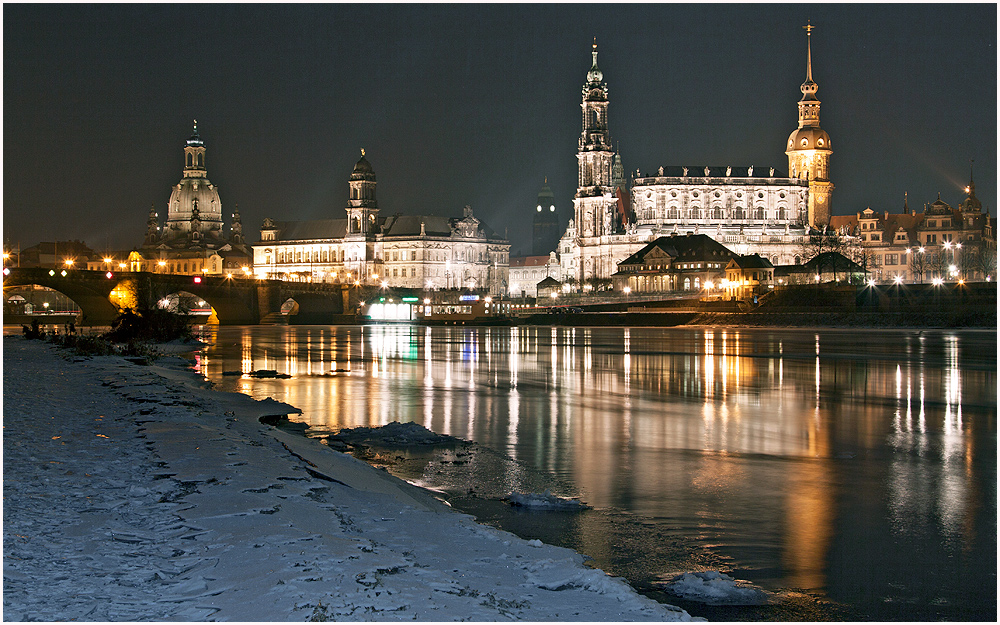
[459,294,479,302]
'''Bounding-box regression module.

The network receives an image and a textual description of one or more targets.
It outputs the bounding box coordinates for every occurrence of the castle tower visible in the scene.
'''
[346,149,379,235]
[574,40,620,241]
[532,180,560,255]
[161,121,226,248]
[785,22,833,227]
[960,162,983,213]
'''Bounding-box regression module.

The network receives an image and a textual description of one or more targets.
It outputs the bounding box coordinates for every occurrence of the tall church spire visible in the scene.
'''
[786,22,833,227]
[574,40,619,244]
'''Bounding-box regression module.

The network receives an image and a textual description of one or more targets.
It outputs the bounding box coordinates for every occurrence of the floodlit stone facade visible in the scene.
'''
[559,29,831,286]
[253,153,510,295]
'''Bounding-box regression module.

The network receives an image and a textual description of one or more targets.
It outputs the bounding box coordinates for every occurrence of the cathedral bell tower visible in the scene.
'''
[574,40,620,242]
[785,22,833,227]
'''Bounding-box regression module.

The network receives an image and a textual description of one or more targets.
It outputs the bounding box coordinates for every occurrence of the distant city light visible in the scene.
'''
[932,277,943,286]
[105,271,113,279]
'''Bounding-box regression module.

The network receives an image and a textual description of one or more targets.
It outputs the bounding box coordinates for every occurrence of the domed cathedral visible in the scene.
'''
[136,121,250,275]
[156,121,227,248]
[532,180,561,256]
[786,22,834,227]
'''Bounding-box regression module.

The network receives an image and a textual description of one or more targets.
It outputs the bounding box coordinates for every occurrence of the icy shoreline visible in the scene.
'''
[3,337,698,621]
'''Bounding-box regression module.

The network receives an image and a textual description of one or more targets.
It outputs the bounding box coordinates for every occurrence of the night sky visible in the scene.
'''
[4,4,996,257]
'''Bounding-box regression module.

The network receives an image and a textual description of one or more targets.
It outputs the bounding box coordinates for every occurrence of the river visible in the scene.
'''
[189,324,996,621]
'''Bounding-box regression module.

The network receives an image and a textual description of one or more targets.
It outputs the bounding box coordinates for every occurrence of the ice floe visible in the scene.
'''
[662,570,770,605]
[506,490,590,510]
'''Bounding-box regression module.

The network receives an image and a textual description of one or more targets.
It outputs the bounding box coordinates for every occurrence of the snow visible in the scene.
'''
[506,490,590,510]
[661,571,770,605]
[3,337,699,621]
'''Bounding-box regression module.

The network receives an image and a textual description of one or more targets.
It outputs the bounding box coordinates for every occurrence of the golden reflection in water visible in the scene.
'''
[241,327,253,374]
[783,451,834,591]
[198,326,989,584]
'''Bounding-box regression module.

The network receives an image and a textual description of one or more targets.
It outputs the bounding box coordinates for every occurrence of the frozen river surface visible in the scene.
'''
[194,325,997,621]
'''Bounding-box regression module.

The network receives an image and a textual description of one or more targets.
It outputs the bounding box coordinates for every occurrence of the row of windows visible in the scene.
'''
[266,247,506,265]
[636,208,790,221]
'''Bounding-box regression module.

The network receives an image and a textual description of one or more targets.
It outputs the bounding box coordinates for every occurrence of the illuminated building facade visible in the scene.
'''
[828,176,996,283]
[610,234,740,294]
[559,28,829,285]
[253,152,510,295]
[508,253,561,298]
[95,122,252,275]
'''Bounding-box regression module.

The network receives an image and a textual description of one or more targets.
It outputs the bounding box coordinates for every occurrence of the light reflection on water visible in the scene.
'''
[193,325,996,621]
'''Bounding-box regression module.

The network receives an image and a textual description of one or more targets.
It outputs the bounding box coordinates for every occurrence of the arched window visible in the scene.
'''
[683,277,691,290]
[197,154,203,167]
[186,153,192,167]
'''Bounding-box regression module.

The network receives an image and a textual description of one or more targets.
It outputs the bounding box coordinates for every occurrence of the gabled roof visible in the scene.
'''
[802,251,865,273]
[728,254,774,269]
[618,234,736,266]
[510,256,552,267]
[537,276,561,287]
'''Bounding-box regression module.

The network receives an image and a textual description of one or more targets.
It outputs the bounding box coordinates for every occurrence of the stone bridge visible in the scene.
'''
[3,268,366,326]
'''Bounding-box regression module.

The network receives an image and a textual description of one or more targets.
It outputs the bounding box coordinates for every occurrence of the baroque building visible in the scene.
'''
[828,172,996,283]
[253,152,510,295]
[89,122,250,275]
[558,28,828,286]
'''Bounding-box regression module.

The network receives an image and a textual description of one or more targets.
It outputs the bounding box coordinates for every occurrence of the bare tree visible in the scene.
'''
[962,243,997,281]
[908,249,927,283]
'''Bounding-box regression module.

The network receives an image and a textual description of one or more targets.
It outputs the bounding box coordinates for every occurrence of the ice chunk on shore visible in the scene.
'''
[332,421,464,446]
[507,490,589,510]
[662,571,769,605]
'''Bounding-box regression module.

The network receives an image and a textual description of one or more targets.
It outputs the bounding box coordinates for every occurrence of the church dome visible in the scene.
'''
[786,127,831,151]
[167,179,223,224]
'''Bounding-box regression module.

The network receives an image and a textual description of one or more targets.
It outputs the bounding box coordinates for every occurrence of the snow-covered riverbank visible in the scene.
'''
[3,337,698,621]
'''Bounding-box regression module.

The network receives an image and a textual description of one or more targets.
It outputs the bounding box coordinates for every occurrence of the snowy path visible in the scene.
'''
[3,338,697,621]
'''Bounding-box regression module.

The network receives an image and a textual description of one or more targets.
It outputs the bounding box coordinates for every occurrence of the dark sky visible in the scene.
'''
[4,4,996,257]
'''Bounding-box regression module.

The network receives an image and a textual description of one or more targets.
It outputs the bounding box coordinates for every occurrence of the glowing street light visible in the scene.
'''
[932,277,944,286]
[893,276,903,284]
